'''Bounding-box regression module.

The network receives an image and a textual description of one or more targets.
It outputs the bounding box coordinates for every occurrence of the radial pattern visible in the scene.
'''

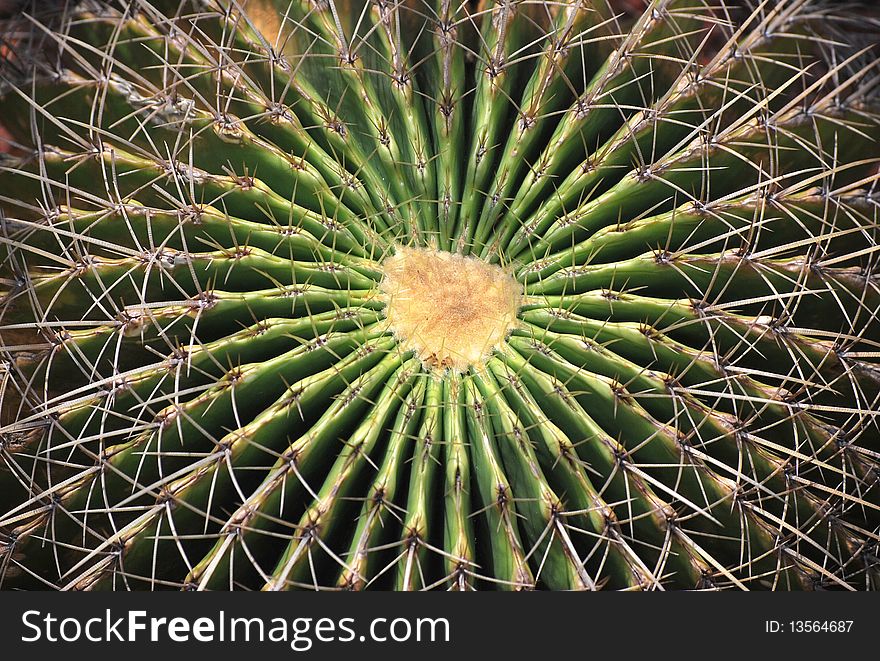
[1,0,879,590]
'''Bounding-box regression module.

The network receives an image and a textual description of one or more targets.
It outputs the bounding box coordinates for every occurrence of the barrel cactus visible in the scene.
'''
[0,0,878,591]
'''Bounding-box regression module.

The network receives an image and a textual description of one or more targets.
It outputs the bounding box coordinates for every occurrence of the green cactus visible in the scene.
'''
[0,0,878,591]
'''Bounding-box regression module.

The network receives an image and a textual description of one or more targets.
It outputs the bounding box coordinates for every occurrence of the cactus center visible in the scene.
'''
[380,247,521,372]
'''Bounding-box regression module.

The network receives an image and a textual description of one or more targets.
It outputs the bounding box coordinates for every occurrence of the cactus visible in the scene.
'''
[0,0,878,591]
